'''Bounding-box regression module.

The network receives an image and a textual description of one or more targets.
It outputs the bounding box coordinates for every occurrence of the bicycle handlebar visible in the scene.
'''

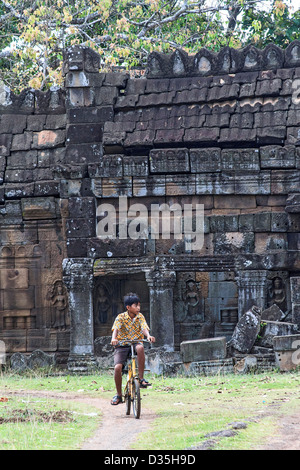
[112,339,151,347]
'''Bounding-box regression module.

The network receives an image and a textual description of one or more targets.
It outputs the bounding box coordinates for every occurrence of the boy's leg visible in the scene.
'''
[111,346,130,404]
[114,363,123,397]
[136,344,145,381]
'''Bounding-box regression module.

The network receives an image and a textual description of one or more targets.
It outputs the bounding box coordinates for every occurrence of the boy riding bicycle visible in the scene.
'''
[110,293,155,405]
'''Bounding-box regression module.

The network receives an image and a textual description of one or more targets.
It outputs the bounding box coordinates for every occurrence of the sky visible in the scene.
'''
[291,0,300,10]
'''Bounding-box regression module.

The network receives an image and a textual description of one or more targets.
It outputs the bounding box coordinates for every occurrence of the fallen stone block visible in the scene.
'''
[228,306,261,353]
[257,320,299,348]
[261,304,284,321]
[180,337,227,363]
[273,334,300,371]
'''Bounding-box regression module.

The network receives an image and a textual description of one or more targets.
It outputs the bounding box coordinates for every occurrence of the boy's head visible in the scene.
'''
[124,292,140,310]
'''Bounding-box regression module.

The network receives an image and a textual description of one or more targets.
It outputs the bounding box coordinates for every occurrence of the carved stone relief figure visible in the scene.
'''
[268,276,287,312]
[184,279,203,321]
[94,282,111,324]
[49,280,69,330]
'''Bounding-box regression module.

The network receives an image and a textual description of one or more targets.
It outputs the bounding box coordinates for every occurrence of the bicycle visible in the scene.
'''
[123,339,149,419]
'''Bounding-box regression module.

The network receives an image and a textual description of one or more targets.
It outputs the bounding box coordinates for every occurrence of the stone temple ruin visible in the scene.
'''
[2,41,300,373]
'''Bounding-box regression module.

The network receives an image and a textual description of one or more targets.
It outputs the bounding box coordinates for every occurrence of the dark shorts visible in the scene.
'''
[114,345,138,366]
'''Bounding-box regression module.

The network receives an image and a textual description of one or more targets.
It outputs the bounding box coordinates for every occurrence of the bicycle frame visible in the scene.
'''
[125,343,138,397]
[123,340,149,419]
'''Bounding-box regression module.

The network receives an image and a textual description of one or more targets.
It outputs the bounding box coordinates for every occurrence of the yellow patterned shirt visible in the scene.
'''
[112,312,149,346]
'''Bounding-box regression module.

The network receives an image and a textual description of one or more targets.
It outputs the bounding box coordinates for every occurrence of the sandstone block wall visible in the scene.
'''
[1,42,300,359]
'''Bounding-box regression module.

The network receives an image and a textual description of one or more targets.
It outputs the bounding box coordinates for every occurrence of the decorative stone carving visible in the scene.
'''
[48,279,69,330]
[262,44,284,69]
[193,49,216,75]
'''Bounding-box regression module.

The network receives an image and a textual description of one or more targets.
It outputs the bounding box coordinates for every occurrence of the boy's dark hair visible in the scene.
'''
[124,292,140,309]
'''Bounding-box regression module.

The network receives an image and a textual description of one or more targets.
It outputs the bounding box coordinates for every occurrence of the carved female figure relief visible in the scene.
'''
[95,283,111,324]
[184,279,203,321]
[50,280,69,330]
[269,276,287,312]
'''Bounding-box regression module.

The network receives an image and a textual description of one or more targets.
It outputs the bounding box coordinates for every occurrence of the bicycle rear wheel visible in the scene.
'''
[125,384,131,415]
[132,378,141,419]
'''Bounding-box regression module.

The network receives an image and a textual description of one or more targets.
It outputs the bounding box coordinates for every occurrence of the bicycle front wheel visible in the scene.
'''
[125,383,131,415]
[132,378,141,419]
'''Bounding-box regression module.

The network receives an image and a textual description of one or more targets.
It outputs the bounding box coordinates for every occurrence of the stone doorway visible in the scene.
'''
[93,272,150,339]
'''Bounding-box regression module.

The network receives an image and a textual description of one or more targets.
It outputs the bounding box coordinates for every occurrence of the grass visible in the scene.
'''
[0,393,101,450]
[1,368,300,450]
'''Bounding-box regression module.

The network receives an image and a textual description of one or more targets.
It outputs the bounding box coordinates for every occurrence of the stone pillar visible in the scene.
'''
[237,270,268,318]
[291,277,300,328]
[63,258,97,372]
[145,269,176,351]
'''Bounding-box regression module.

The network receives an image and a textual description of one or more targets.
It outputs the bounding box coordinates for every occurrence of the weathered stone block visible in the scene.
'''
[27,115,46,131]
[21,197,57,220]
[94,86,118,106]
[219,128,256,144]
[166,174,196,195]
[123,156,149,177]
[180,337,227,362]
[214,232,254,254]
[0,114,27,134]
[255,78,282,96]
[229,306,261,353]
[125,129,155,147]
[66,217,96,238]
[32,130,66,149]
[67,88,94,107]
[235,171,271,194]
[290,277,300,304]
[253,212,271,231]
[150,148,189,173]
[68,197,96,219]
[101,177,132,197]
[66,124,102,144]
[184,127,219,143]
[190,148,221,172]
[3,287,35,310]
[273,334,300,371]
[68,106,114,123]
[221,148,260,171]
[133,176,166,197]
[11,132,32,151]
[88,155,123,178]
[271,212,289,232]
[7,150,37,169]
[260,145,296,168]
[261,304,283,321]
[285,193,300,213]
[63,45,100,73]
[196,172,235,195]
[88,238,146,258]
[65,71,104,88]
[0,268,29,290]
[257,321,299,348]
[0,134,12,156]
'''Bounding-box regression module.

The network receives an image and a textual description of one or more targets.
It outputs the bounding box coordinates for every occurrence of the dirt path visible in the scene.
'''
[1,389,156,450]
[255,411,300,450]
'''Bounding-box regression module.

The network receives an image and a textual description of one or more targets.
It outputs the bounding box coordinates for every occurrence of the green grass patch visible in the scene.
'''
[1,369,300,450]
[0,393,101,450]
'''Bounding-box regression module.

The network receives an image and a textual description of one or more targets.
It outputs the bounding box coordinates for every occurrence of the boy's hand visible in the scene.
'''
[148,336,155,343]
[111,339,119,346]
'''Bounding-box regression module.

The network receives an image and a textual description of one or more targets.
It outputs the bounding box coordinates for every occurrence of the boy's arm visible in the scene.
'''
[142,328,155,343]
[111,328,119,346]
